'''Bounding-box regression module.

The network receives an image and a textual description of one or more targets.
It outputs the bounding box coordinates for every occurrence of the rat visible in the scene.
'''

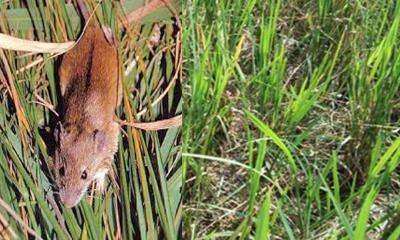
[53,0,120,208]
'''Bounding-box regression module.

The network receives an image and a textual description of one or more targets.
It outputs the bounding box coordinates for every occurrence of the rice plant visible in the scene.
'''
[0,0,181,239]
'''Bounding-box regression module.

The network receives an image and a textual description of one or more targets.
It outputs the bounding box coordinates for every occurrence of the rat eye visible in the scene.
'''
[81,170,87,180]
[59,166,65,176]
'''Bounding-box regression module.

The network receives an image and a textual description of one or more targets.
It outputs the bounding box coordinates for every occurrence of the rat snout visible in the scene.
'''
[59,188,85,208]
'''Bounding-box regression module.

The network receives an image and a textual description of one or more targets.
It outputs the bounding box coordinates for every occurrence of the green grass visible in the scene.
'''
[183,0,400,239]
[0,0,181,239]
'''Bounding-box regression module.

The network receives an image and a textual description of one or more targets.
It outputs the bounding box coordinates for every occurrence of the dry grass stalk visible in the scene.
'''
[0,33,74,53]
[0,197,43,240]
[0,49,30,150]
[119,0,174,26]
[0,211,18,240]
[119,115,182,130]
[0,0,175,54]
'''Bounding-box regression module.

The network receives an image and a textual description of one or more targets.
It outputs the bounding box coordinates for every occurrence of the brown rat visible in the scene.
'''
[54,18,120,208]
[52,0,182,208]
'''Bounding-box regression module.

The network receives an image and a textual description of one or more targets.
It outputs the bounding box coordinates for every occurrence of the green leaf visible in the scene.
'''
[354,186,378,240]
[254,189,272,240]
[245,111,297,172]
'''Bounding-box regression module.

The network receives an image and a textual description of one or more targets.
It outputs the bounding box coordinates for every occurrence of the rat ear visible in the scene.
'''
[93,129,107,151]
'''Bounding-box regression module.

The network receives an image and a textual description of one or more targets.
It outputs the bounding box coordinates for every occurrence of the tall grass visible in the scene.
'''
[183,0,400,239]
[0,0,181,239]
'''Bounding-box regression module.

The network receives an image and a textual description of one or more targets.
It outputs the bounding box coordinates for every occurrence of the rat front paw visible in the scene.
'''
[93,168,109,193]
[95,177,107,193]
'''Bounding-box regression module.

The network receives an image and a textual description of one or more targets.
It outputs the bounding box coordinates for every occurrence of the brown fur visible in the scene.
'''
[55,21,120,208]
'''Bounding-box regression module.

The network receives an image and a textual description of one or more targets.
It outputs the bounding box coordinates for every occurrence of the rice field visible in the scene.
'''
[183,0,400,239]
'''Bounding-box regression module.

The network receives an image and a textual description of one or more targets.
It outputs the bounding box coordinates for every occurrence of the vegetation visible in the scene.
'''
[0,0,181,239]
[183,0,400,239]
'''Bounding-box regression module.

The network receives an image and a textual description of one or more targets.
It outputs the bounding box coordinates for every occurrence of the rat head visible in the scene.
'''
[54,122,112,208]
